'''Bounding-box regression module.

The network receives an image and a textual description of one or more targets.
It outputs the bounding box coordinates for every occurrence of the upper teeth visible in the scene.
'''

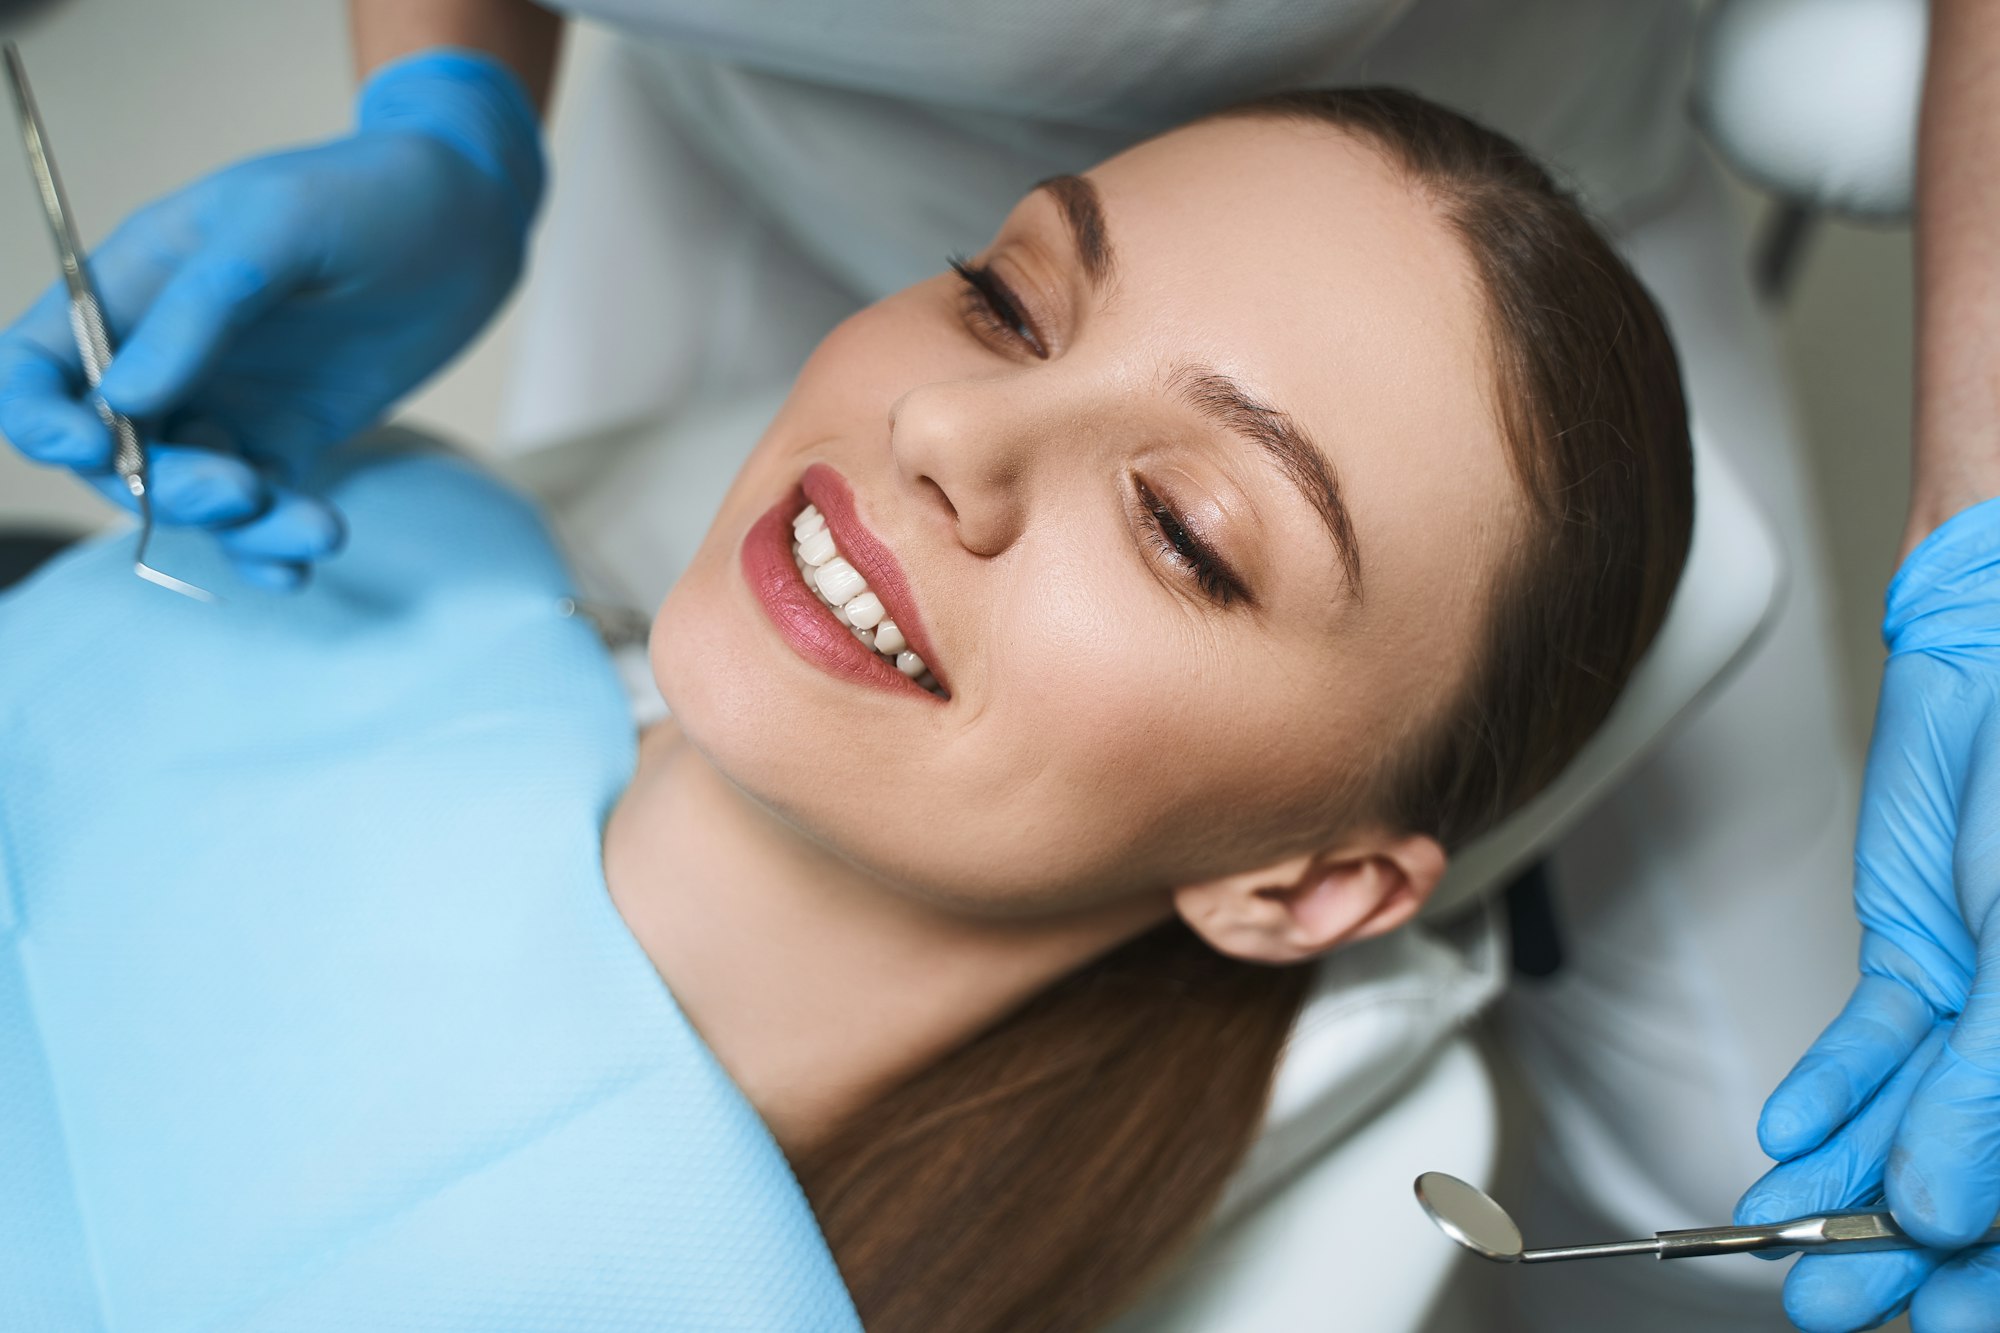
[791,504,944,697]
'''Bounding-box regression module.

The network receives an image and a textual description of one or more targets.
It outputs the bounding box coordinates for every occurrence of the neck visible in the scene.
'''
[603,722,1164,1156]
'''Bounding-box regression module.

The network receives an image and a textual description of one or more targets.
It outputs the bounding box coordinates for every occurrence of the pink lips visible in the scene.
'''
[740,464,948,701]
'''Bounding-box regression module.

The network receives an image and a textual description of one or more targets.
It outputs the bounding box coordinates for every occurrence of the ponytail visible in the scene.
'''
[793,922,1311,1333]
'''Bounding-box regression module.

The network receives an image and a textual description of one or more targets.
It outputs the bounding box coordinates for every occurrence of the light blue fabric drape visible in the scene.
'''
[0,446,859,1333]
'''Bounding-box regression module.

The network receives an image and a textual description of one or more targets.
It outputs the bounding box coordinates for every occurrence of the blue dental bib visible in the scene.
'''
[0,447,861,1333]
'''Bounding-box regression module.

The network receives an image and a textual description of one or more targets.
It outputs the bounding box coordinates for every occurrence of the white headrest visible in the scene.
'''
[1694,0,1927,220]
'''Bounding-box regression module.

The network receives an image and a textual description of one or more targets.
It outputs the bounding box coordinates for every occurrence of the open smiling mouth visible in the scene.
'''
[789,504,945,697]
[741,465,951,703]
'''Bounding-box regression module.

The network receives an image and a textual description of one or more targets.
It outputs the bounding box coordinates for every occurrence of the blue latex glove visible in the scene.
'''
[1738,495,2000,1332]
[0,49,542,589]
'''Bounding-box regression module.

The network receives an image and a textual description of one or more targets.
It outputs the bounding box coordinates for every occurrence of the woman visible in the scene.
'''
[0,91,1689,1333]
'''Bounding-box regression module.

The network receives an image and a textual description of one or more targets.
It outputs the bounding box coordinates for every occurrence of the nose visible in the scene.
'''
[887,379,1044,557]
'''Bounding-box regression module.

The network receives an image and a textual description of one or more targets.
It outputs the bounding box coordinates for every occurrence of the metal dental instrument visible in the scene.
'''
[1415,1171,2000,1265]
[3,40,213,602]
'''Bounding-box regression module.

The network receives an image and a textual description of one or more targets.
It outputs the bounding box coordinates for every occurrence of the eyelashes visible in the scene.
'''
[1137,480,1245,607]
[950,257,1047,359]
[948,256,1247,609]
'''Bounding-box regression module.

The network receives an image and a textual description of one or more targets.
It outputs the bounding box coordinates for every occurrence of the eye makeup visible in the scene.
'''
[950,257,1048,359]
[1135,478,1248,607]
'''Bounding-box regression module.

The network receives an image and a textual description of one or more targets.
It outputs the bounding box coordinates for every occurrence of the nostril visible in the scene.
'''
[920,476,958,520]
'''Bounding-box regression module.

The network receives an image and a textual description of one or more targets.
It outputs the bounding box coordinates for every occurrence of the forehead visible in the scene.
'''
[1078,115,1487,359]
[1068,116,1519,629]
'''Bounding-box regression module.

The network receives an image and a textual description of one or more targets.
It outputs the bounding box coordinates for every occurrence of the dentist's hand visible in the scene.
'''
[1737,495,2000,1332]
[0,49,542,589]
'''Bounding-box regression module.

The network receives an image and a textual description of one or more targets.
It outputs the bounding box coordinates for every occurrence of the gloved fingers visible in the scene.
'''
[81,444,267,527]
[1882,662,2000,1250]
[97,224,323,421]
[0,285,110,467]
[1784,1249,1941,1333]
[1762,973,1940,1160]
[211,489,345,566]
[1908,1244,2000,1333]
[1742,1023,1950,1230]
[1950,731,2000,1071]
[1889,1037,2000,1249]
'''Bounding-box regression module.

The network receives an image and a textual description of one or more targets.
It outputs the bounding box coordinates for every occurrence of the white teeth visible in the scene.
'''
[790,518,944,696]
[843,592,885,629]
[797,526,837,567]
[813,557,867,606]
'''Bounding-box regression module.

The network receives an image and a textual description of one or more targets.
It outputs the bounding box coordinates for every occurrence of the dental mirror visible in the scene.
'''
[1415,1169,2000,1266]
[1414,1171,1525,1263]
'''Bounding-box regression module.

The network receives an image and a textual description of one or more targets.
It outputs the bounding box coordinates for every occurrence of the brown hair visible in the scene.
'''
[795,88,1693,1333]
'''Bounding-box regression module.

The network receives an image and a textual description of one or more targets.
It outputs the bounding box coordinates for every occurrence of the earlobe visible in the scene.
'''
[1172,832,1448,965]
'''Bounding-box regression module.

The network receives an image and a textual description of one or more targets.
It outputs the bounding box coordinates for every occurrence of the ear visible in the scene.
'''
[1171,832,1448,965]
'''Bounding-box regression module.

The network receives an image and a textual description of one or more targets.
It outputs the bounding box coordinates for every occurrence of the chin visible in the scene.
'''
[646,527,860,835]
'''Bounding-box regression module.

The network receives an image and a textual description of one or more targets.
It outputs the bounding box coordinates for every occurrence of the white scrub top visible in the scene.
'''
[505,0,1697,462]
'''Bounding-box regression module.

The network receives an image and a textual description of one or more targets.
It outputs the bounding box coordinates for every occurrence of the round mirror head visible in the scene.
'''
[1414,1171,1524,1263]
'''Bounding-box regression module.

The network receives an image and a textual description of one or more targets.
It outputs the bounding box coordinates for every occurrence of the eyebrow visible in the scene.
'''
[1168,364,1365,598]
[1034,174,1115,291]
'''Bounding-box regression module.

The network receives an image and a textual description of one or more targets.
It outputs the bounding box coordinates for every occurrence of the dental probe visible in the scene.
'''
[1416,1170,2000,1265]
[3,41,213,602]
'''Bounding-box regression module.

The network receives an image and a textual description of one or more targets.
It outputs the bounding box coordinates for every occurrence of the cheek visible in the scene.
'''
[959,549,1369,896]
[788,315,896,419]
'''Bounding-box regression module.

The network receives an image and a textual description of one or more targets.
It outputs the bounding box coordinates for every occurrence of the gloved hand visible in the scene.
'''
[1737,494,2000,1332]
[0,49,543,589]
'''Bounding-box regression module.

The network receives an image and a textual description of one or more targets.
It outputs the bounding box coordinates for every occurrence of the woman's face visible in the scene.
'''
[653,116,1520,915]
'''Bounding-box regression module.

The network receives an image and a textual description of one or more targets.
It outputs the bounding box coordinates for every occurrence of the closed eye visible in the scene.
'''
[1137,479,1247,607]
[950,257,1047,359]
